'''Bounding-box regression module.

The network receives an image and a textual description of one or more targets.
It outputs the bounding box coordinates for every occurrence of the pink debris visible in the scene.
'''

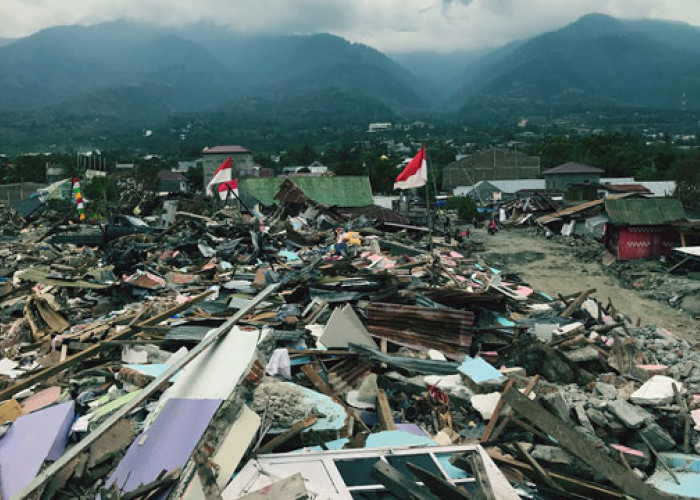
[611,444,645,457]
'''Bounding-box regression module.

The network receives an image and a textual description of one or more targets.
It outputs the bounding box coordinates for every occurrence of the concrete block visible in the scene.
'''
[607,399,652,429]
[631,375,684,406]
[595,382,618,400]
[639,421,676,451]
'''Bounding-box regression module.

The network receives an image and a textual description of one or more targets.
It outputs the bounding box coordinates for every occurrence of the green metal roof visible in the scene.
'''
[239,176,373,207]
[604,197,685,225]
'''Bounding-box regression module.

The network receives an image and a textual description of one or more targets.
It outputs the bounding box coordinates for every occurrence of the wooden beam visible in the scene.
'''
[467,451,497,500]
[370,460,439,500]
[405,462,472,500]
[560,289,596,318]
[503,389,671,499]
[490,375,539,441]
[480,378,515,442]
[376,389,397,431]
[514,442,565,492]
[15,284,280,499]
[256,416,317,455]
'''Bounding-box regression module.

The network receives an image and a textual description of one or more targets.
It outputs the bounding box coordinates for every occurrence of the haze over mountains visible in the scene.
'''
[1,13,700,146]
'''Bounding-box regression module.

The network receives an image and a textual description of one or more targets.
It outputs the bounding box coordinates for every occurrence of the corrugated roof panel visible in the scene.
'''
[604,197,685,225]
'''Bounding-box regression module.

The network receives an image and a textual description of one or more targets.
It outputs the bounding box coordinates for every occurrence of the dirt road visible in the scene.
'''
[474,228,699,341]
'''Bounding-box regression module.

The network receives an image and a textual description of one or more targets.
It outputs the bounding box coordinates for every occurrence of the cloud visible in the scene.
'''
[0,0,699,52]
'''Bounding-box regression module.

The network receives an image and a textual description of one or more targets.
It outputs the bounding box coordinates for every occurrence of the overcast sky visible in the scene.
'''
[1,0,699,52]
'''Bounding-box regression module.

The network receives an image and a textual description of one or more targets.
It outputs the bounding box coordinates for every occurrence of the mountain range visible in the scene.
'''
[1,13,700,148]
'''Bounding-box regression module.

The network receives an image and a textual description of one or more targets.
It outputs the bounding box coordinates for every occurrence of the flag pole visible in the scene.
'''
[424,147,435,285]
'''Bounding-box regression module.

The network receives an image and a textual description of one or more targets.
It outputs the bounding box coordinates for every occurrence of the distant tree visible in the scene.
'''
[183,164,203,193]
[83,176,119,216]
[673,154,700,210]
[446,196,478,221]
[135,160,160,191]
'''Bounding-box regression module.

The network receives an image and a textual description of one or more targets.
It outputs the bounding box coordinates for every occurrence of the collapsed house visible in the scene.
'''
[0,180,698,499]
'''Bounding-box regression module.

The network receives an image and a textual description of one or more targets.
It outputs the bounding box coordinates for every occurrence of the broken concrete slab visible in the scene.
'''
[631,375,685,406]
[639,421,676,452]
[458,356,506,393]
[564,346,600,363]
[541,390,572,423]
[319,304,377,350]
[595,382,618,400]
[608,399,652,429]
[471,392,502,420]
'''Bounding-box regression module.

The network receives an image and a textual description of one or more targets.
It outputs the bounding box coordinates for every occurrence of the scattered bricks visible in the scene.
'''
[635,364,669,380]
[607,400,652,429]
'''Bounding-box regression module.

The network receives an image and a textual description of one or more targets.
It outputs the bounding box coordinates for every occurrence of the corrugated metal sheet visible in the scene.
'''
[605,198,685,226]
[537,193,634,224]
[240,176,373,207]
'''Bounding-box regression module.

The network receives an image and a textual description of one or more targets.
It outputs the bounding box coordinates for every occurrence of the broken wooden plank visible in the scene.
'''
[466,451,497,500]
[560,289,596,318]
[514,442,565,492]
[480,378,515,442]
[405,462,472,500]
[370,460,439,500]
[503,388,671,499]
[376,389,396,431]
[256,416,317,455]
[638,430,680,486]
[490,375,539,441]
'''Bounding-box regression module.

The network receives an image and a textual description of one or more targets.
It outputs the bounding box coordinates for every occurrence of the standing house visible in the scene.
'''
[201,145,253,190]
[157,170,188,193]
[604,198,685,260]
[543,162,603,191]
[442,148,541,190]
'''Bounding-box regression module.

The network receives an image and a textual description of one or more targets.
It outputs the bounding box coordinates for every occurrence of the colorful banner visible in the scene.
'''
[72,177,85,221]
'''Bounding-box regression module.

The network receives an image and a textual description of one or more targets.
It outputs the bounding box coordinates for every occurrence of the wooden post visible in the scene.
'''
[503,389,672,499]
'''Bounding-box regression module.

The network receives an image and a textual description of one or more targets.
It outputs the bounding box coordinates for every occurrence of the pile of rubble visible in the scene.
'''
[0,181,698,500]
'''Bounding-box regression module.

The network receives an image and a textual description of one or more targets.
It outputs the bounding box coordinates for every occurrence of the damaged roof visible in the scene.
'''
[605,197,686,226]
[542,162,604,175]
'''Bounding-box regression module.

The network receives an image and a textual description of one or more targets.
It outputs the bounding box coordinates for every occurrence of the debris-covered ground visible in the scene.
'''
[1,184,699,499]
[484,228,700,340]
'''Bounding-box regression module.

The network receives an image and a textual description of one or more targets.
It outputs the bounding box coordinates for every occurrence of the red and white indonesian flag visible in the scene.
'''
[394,145,427,190]
[206,156,232,196]
[217,179,238,201]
